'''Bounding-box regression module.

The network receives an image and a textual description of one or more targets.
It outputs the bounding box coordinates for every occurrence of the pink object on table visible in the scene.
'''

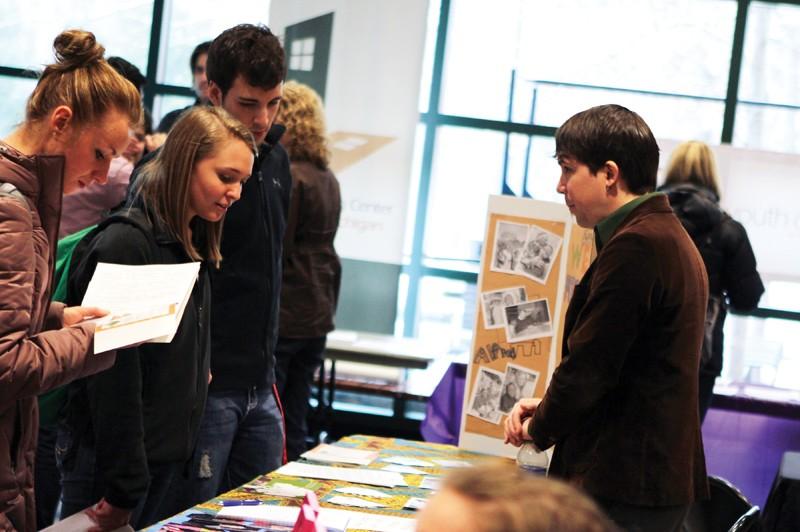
[292,492,326,532]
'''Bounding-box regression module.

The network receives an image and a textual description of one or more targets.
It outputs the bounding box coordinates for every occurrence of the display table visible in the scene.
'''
[762,450,800,531]
[144,435,500,531]
[314,331,442,439]
[324,330,436,369]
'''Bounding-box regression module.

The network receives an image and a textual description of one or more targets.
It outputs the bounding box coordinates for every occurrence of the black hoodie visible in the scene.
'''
[208,125,292,391]
[661,183,764,375]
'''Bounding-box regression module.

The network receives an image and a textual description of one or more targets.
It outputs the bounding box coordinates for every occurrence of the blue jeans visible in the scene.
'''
[173,386,285,510]
[35,423,60,529]
[274,336,326,461]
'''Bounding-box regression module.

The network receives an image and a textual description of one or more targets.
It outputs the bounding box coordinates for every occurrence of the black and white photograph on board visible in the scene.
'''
[490,220,528,274]
[498,363,540,414]
[481,286,527,329]
[467,366,504,424]
[504,298,553,343]
[515,223,563,284]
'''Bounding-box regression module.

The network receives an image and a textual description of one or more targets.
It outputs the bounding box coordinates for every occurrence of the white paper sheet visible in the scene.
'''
[432,459,473,468]
[82,262,200,353]
[251,482,312,498]
[380,456,434,467]
[217,505,349,532]
[275,462,406,488]
[382,464,427,475]
[327,495,386,509]
[333,486,392,499]
[346,512,417,532]
[217,505,416,532]
[403,497,428,510]
[420,476,442,491]
[302,444,379,466]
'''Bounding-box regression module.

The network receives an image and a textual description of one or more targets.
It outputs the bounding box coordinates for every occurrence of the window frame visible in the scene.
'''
[403,0,800,338]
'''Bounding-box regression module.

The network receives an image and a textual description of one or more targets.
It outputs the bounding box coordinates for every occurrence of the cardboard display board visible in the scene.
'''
[459,195,594,458]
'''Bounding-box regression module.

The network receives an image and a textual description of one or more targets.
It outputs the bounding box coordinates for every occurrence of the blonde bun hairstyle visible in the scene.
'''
[25,29,142,128]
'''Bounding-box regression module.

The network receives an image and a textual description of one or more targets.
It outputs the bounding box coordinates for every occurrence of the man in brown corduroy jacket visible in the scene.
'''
[506,105,709,532]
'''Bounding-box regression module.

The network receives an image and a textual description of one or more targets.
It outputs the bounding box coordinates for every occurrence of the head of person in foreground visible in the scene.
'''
[416,462,621,532]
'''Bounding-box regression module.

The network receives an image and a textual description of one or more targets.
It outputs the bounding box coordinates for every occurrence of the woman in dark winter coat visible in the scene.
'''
[660,140,764,421]
[59,106,255,531]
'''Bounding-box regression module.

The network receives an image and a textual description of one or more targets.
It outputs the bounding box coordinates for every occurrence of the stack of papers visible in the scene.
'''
[333,487,390,499]
[81,262,200,354]
[432,458,473,468]
[218,505,349,532]
[382,464,427,475]
[301,444,379,466]
[275,462,406,488]
[327,495,386,509]
[250,482,313,498]
[381,456,433,467]
[217,504,416,532]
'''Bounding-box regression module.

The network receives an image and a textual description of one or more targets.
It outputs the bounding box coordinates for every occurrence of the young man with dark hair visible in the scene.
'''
[171,24,290,511]
[505,104,709,532]
[156,40,212,133]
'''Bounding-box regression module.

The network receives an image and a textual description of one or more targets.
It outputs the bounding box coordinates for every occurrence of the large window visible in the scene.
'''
[0,0,154,72]
[405,0,800,402]
[440,0,736,136]
[157,1,269,86]
[0,76,37,136]
[0,1,271,131]
[2,0,798,401]
[734,1,800,153]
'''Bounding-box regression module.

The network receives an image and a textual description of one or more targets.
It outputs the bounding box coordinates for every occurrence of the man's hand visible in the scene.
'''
[86,498,132,532]
[63,306,108,327]
[504,398,541,447]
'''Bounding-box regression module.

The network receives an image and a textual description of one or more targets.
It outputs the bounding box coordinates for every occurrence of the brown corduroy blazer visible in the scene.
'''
[531,194,710,506]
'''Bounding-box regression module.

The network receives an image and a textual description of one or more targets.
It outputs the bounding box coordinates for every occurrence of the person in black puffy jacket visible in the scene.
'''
[660,140,764,421]
[59,106,255,530]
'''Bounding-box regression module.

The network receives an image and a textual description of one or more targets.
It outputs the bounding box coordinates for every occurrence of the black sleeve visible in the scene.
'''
[156,108,181,134]
[68,224,154,509]
[124,148,160,207]
[721,219,764,311]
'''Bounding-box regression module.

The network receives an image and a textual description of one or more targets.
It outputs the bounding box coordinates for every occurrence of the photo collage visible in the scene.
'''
[467,363,541,425]
[482,220,563,345]
[467,218,563,425]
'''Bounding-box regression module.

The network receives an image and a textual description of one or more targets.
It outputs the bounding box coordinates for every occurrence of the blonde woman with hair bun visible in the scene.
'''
[0,29,141,532]
[660,140,764,421]
[274,81,342,461]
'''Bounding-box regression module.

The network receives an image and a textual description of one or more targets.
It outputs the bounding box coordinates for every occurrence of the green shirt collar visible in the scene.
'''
[594,192,662,249]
